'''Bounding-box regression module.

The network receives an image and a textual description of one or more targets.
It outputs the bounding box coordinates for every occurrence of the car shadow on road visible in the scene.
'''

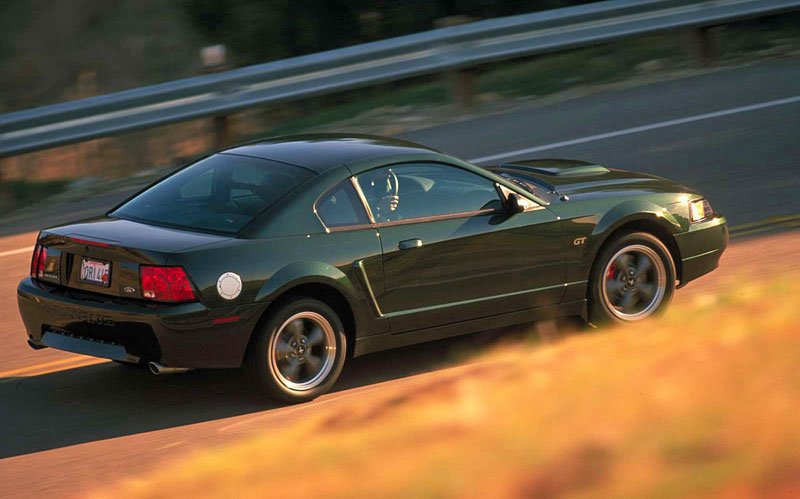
[0,318,586,459]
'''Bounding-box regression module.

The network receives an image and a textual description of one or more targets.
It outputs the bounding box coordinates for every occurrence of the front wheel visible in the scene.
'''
[588,232,676,325]
[246,298,347,403]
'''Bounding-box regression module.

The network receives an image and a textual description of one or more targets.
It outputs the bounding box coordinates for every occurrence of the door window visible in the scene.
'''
[355,163,501,223]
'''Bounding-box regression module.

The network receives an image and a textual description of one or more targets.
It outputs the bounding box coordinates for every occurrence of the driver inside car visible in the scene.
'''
[363,168,400,222]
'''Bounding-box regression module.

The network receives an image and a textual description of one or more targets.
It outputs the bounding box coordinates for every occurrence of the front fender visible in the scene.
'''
[592,200,682,239]
[582,200,683,276]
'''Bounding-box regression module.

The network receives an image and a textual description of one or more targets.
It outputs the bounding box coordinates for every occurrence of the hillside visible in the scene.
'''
[92,273,800,498]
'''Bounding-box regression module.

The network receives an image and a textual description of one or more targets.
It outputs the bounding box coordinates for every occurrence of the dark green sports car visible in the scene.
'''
[18,134,727,401]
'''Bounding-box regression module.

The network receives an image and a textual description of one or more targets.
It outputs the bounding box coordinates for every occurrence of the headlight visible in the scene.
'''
[689,198,713,223]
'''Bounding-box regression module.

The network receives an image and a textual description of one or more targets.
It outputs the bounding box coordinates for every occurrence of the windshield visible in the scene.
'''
[112,154,314,234]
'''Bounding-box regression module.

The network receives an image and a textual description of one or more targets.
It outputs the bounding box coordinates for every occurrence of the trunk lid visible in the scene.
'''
[35,216,229,299]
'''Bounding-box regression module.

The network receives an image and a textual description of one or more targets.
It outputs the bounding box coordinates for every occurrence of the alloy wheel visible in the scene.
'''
[601,244,667,321]
[268,311,336,391]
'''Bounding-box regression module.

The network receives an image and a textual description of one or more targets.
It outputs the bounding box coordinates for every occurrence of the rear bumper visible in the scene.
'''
[674,215,728,286]
[33,330,140,363]
[17,277,268,368]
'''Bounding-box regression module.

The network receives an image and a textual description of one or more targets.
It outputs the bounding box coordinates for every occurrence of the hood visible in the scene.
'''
[488,159,692,199]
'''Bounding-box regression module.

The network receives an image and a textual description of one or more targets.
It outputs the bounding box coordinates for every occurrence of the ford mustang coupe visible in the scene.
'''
[18,134,727,401]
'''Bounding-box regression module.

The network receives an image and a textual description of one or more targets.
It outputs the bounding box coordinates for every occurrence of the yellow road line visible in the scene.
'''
[0,214,793,259]
[0,356,106,378]
[0,246,33,258]
[0,213,796,379]
[19,357,107,377]
[732,221,800,239]
[729,213,800,231]
[730,215,800,238]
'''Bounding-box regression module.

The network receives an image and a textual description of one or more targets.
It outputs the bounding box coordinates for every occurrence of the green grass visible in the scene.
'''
[258,34,684,137]
[250,80,448,139]
[7,12,797,208]
[255,36,682,137]
[257,14,800,137]
[0,179,71,208]
[478,33,683,98]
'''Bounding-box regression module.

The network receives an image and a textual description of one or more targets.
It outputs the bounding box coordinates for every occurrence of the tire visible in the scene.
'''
[246,297,347,403]
[588,231,676,325]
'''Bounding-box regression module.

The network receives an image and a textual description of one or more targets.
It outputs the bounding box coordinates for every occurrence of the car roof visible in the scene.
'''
[223,133,443,173]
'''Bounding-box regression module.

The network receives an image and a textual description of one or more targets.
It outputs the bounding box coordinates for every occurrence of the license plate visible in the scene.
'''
[79,258,111,287]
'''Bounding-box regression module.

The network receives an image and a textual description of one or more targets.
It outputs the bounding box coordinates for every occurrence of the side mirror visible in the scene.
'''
[506,192,529,214]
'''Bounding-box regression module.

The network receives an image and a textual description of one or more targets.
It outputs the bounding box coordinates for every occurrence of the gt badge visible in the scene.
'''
[573,237,587,246]
[217,272,242,300]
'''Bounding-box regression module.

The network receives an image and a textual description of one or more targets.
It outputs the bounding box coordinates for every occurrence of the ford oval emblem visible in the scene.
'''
[123,286,136,294]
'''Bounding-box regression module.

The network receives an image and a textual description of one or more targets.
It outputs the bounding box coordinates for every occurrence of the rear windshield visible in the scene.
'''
[112,154,314,234]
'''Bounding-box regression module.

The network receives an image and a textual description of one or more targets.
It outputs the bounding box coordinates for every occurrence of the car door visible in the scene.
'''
[354,162,566,334]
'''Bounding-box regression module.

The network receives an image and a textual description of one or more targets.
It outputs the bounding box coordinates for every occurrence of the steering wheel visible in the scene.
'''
[374,169,400,221]
[226,181,259,212]
[226,197,243,210]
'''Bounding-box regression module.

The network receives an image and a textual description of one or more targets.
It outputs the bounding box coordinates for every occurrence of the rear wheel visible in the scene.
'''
[588,232,676,325]
[246,298,347,403]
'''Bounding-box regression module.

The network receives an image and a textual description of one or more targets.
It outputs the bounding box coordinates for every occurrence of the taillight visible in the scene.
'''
[140,266,196,302]
[30,245,40,277]
[38,247,47,278]
[30,244,47,279]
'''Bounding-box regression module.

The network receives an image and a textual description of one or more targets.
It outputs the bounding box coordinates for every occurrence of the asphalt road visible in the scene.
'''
[1,58,799,498]
[403,57,800,227]
[2,58,799,236]
[2,230,799,498]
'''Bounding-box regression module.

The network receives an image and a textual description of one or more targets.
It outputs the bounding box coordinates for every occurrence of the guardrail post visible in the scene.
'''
[436,15,478,109]
[4,1,800,158]
[446,67,477,109]
[212,115,231,150]
[681,26,717,67]
[201,45,233,149]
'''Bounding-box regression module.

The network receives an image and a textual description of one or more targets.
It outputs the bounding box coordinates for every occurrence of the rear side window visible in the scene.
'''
[112,154,314,234]
[315,181,369,229]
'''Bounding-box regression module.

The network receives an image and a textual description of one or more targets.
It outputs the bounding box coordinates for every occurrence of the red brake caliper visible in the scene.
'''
[606,263,616,280]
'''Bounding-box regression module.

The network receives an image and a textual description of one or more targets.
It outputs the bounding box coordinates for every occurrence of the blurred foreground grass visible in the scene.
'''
[96,276,800,498]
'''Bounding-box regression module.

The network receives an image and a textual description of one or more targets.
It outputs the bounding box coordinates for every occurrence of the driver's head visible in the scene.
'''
[361,170,388,199]
[363,169,399,219]
[364,170,392,195]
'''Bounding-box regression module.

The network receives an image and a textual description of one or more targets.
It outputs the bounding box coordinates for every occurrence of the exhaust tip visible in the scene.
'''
[148,361,191,375]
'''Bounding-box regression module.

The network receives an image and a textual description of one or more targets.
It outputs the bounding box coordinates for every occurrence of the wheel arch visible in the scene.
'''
[249,263,360,360]
[589,201,683,282]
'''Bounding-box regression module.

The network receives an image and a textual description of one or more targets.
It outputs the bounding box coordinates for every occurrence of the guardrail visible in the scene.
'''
[1,0,798,157]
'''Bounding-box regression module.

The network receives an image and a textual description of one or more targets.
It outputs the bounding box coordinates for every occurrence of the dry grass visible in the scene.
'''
[94,276,800,499]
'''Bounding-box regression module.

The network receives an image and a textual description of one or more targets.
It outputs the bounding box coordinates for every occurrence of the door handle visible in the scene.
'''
[398,238,423,250]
